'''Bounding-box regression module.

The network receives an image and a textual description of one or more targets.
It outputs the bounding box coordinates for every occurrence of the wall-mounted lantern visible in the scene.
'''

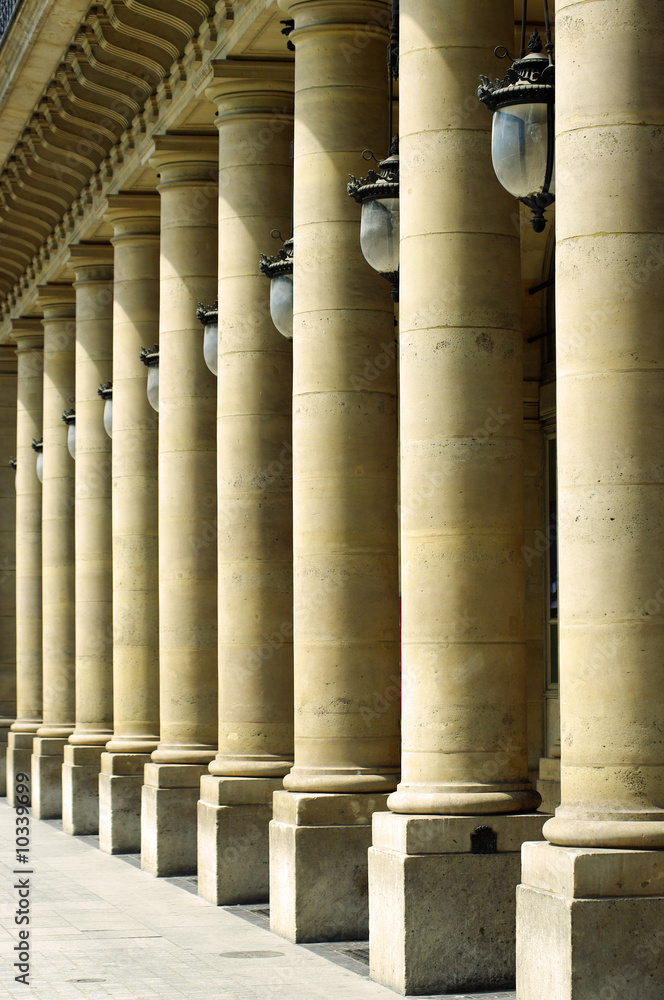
[196,301,218,376]
[98,381,113,439]
[259,233,293,341]
[31,438,43,482]
[140,346,159,413]
[62,409,76,459]
[478,2,555,232]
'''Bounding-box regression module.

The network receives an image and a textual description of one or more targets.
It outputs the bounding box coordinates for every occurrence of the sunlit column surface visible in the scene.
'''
[31,286,76,820]
[141,136,218,877]
[197,62,294,905]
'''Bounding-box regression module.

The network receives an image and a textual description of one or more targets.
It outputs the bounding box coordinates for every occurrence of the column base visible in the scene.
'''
[536,757,561,814]
[269,790,389,943]
[369,811,546,995]
[141,763,207,876]
[197,775,282,905]
[62,744,105,835]
[99,752,151,855]
[31,738,67,819]
[517,840,664,1000]
[7,733,34,806]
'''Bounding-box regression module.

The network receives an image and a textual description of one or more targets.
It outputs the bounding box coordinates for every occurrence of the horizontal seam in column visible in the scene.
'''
[401,231,519,242]
[292,85,387,99]
[560,482,662,488]
[401,128,488,137]
[402,44,506,57]
[293,393,396,401]
[558,369,663,377]
[558,232,664,242]
[558,121,659,135]
[400,324,521,333]
[293,308,395,316]
[561,619,664,627]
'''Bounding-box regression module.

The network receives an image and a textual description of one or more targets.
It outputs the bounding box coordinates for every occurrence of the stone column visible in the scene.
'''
[0,348,17,797]
[98,196,160,854]
[196,62,294,905]
[31,286,76,819]
[141,135,218,876]
[270,0,400,943]
[62,246,114,836]
[7,321,43,806]
[368,3,544,994]
[517,5,664,999]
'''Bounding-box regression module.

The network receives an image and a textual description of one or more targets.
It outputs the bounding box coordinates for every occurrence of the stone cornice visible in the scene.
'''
[0,0,222,304]
[0,0,292,340]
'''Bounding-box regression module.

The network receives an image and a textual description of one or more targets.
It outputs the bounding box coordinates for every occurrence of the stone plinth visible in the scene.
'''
[7,732,33,806]
[62,744,105,835]
[198,775,283,905]
[99,752,152,854]
[270,790,389,943]
[141,763,208,877]
[31,737,67,819]
[517,841,664,1000]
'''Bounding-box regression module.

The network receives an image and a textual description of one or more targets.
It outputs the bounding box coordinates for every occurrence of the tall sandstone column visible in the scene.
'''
[517,4,664,999]
[7,321,43,804]
[32,287,76,819]
[197,61,294,905]
[270,0,400,943]
[99,196,160,855]
[63,246,114,836]
[368,3,545,994]
[141,136,218,877]
[0,347,17,797]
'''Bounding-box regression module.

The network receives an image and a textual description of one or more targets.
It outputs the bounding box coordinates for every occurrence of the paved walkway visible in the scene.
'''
[0,800,516,1000]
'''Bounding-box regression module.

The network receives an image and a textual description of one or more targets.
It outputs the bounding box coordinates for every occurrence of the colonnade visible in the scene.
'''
[1,2,663,998]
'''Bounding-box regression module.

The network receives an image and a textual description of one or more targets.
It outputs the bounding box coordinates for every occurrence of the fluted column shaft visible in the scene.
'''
[150,136,218,765]
[11,321,43,735]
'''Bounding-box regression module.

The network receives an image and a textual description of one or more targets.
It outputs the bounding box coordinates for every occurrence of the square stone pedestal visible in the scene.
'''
[369,811,546,995]
[141,763,207,876]
[7,733,34,806]
[269,790,389,943]
[536,757,561,814]
[31,737,68,818]
[198,774,283,905]
[99,752,151,854]
[62,744,105,835]
[517,840,664,1000]
[0,723,11,796]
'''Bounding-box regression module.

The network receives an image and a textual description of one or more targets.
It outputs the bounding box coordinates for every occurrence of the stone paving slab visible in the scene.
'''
[0,799,516,1000]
